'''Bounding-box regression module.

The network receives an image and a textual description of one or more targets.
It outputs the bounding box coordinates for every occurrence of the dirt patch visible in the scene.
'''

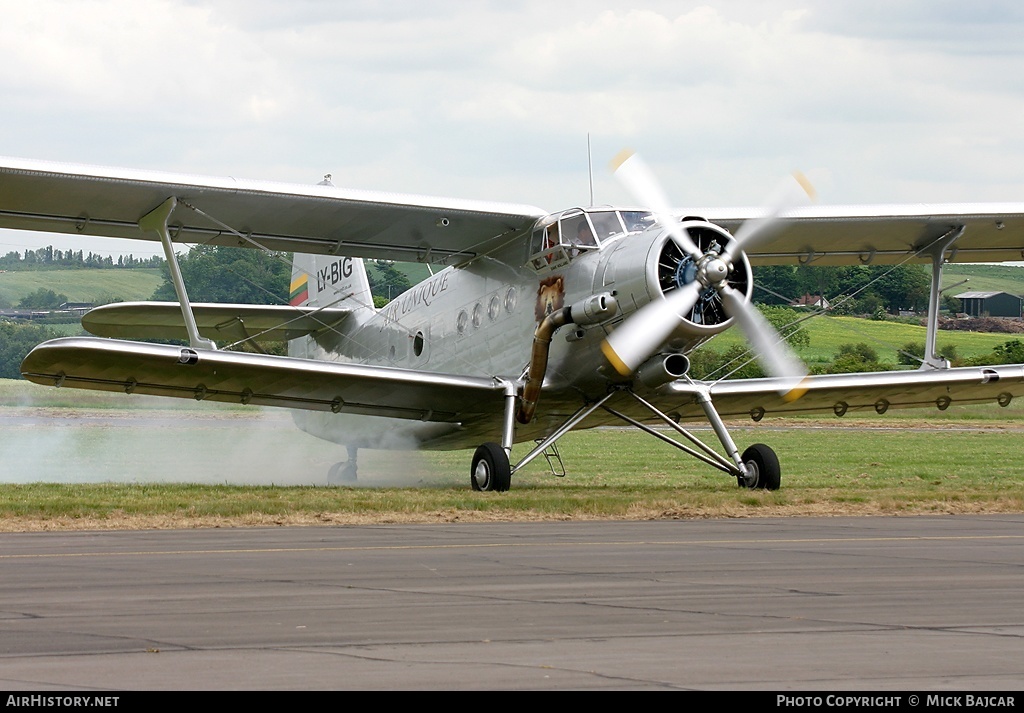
[3,500,1022,532]
[940,317,1024,333]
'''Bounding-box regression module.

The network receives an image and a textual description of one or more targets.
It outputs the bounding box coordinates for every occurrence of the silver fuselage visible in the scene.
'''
[288,208,741,451]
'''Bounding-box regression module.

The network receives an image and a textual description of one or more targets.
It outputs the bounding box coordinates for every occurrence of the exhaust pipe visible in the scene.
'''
[517,293,617,424]
[636,352,690,388]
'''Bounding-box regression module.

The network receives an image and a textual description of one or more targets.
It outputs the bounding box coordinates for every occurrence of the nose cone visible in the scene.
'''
[704,257,729,284]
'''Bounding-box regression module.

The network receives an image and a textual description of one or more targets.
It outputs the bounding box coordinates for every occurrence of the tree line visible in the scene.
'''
[150,249,414,308]
[1,248,940,315]
[1,248,1020,380]
[0,246,164,270]
[753,264,933,315]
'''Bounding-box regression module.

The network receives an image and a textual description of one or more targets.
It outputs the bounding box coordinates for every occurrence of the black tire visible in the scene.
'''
[470,443,511,492]
[740,443,781,491]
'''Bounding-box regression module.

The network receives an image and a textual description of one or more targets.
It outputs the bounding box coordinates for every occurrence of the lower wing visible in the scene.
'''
[21,337,508,422]
[20,336,1024,435]
[685,366,1024,419]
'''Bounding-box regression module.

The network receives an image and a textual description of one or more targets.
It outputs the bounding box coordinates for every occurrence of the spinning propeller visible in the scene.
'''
[601,151,814,401]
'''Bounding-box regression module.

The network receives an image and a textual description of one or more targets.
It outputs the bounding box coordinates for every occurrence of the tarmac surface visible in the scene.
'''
[2,514,1023,690]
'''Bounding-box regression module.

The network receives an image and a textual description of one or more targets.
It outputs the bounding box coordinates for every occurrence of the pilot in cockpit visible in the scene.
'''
[543,223,559,250]
[575,220,597,247]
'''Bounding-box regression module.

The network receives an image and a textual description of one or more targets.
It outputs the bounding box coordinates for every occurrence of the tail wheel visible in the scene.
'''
[471,443,511,492]
[740,443,781,491]
[327,460,357,484]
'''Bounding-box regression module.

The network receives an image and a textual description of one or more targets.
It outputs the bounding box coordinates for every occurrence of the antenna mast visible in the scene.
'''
[587,133,595,206]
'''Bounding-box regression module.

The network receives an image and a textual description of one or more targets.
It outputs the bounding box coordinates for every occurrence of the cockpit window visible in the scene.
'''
[528,209,649,272]
[597,211,631,240]
[529,219,568,271]
[620,211,654,233]
[567,216,597,246]
[546,223,560,249]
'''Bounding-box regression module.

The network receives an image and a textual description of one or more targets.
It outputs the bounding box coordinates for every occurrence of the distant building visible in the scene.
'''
[790,294,830,310]
[954,291,1022,318]
[57,302,93,316]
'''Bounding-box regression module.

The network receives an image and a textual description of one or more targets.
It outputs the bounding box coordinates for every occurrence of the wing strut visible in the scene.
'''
[920,226,964,370]
[601,389,750,478]
[510,392,617,475]
[138,197,216,351]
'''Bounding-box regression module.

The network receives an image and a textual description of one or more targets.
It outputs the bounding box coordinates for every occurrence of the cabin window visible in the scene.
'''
[505,286,517,314]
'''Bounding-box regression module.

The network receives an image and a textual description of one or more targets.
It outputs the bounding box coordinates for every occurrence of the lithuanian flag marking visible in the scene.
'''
[289,275,309,306]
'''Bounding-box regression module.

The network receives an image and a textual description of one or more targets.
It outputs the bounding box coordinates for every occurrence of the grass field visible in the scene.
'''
[943,263,1024,296]
[698,313,1017,366]
[1,263,1022,529]
[0,376,1021,530]
[0,268,162,306]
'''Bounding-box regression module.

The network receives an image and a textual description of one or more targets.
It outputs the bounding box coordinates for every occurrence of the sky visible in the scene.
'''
[2,0,1024,258]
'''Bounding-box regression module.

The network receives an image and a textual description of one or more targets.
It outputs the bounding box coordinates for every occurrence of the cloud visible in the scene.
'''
[1,0,1023,250]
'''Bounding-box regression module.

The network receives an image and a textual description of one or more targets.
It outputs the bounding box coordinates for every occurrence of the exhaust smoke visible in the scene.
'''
[0,383,449,487]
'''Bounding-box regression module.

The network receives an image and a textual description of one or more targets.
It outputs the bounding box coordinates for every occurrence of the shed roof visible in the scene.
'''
[954,291,1020,299]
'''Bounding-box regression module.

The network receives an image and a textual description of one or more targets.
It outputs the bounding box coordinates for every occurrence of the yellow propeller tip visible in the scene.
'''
[601,340,633,376]
[792,170,817,202]
[609,149,635,173]
[782,377,812,403]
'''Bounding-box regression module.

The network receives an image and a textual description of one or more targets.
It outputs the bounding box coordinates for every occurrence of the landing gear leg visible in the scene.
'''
[468,380,516,492]
[328,446,358,485]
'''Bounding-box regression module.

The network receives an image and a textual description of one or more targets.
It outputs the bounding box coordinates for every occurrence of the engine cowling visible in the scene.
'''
[597,220,753,350]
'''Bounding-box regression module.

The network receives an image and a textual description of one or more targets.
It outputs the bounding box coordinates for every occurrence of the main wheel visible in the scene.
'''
[470,443,511,492]
[739,443,781,491]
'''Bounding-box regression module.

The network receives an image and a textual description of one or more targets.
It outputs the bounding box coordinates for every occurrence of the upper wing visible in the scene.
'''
[4,155,1023,266]
[701,204,1024,265]
[81,302,353,342]
[0,156,546,265]
[21,336,508,421]
[662,366,1024,421]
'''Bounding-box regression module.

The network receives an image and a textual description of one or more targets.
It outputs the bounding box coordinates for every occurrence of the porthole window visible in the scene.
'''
[413,331,424,356]
[471,303,483,328]
[456,310,468,335]
[488,295,501,322]
[504,287,517,314]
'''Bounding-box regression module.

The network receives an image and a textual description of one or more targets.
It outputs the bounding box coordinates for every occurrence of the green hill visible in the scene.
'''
[0,268,163,307]
[943,264,1024,296]
[699,314,1015,366]
[0,261,430,310]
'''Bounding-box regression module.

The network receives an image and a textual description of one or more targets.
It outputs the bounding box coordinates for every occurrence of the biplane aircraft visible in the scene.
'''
[1,153,1023,491]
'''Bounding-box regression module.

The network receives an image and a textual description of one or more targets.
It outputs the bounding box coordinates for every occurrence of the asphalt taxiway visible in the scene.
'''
[2,515,1023,690]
